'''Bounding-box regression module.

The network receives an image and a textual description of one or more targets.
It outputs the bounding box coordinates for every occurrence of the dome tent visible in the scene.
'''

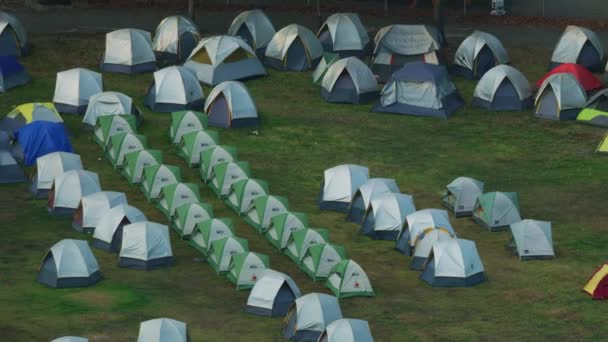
[177,129,219,167]
[29,152,82,199]
[48,170,101,216]
[51,337,88,342]
[118,222,174,270]
[583,262,608,300]
[72,191,127,233]
[0,150,26,184]
[53,68,103,115]
[537,63,602,93]
[319,319,374,342]
[225,178,269,215]
[168,110,208,145]
[0,55,30,93]
[452,30,510,80]
[395,209,455,255]
[37,239,102,288]
[208,161,251,198]
[326,259,374,298]
[227,9,276,57]
[535,73,587,121]
[312,52,340,85]
[300,243,346,281]
[473,192,521,231]
[82,92,142,128]
[421,238,486,287]
[347,178,399,223]
[204,81,259,128]
[105,132,147,170]
[226,251,270,290]
[0,11,29,57]
[410,228,455,270]
[93,114,137,148]
[595,132,608,154]
[189,218,234,256]
[550,25,605,72]
[155,182,201,219]
[92,204,147,252]
[442,176,484,217]
[172,202,214,239]
[320,56,379,104]
[282,293,343,342]
[207,236,249,274]
[318,164,369,212]
[144,66,204,112]
[100,28,156,74]
[265,24,324,72]
[472,65,533,111]
[360,192,416,240]
[11,121,72,167]
[508,219,555,261]
[121,149,163,185]
[184,35,266,86]
[285,227,329,264]
[265,212,308,250]
[137,318,187,342]
[577,89,608,127]
[246,269,301,317]
[153,15,200,65]
[244,195,289,233]
[0,102,63,134]
[317,13,371,58]
[140,164,182,202]
[200,145,238,182]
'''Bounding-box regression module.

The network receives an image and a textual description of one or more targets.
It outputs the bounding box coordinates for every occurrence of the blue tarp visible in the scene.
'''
[14,121,73,166]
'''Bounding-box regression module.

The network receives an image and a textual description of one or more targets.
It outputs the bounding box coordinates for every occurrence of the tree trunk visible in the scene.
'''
[188,0,195,21]
[433,0,445,45]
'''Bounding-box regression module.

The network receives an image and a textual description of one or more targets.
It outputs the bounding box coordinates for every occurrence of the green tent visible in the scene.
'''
[169,110,208,145]
[93,114,137,148]
[189,218,234,256]
[597,132,608,155]
[226,251,270,290]
[265,212,309,250]
[177,129,220,167]
[326,259,374,298]
[284,228,329,264]
[172,202,214,239]
[140,164,182,202]
[244,195,289,233]
[300,243,346,281]
[121,149,163,185]
[577,89,608,127]
[156,182,201,219]
[207,236,249,275]
[208,161,251,198]
[105,132,147,170]
[472,192,521,231]
[312,52,340,85]
[225,178,269,215]
[200,145,238,183]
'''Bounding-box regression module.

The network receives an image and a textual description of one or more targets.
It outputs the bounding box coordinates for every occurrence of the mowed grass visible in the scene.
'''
[1,33,608,341]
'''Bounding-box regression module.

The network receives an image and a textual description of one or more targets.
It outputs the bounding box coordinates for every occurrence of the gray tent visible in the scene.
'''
[318,164,369,212]
[118,222,174,270]
[472,192,521,231]
[100,29,156,74]
[420,238,486,287]
[320,57,378,104]
[535,73,587,121]
[319,319,374,342]
[0,150,26,183]
[472,65,533,111]
[48,170,101,216]
[144,66,204,112]
[29,152,83,199]
[245,269,301,317]
[0,11,29,56]
[347,178,399,224]
[51,337,88,342]
[360,193,416,240]
[317,13,371,58]
[204,81,258,128]
[227,9,276,57]
[37,239,102,288]
[92,204,147,252]
[508,219,555,261]
[153,15,200,64]
[452,31,509,80]
[442,177,484,217]
[72,191,128,233]
[550,25,606,72]
[53,68,103,115]
[282,293,343,341]
[137,318,187,342]
[265,24,323,71]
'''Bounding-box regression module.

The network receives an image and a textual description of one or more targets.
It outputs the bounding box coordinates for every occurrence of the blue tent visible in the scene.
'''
[13,121,73,166]
[0,55,30,92]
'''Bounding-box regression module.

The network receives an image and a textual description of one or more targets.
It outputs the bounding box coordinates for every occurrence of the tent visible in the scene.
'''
[48,170,101,216]
[326,259,374,298]
[189,218,234,256]
[312,52,340,85]
[319,319,374,342]
[37,239,102,288]
[244,195,289,233]
[53,68,103,115]
[508,219,555,261]
[51,337,88,342]
[265,24,323,71]
[83,92,141,128]
[72,191,127,233]
[442,176,484,217]
[169,110,208,145]
[395,209,455,255]
[225,178,269,215]
[105,132,147,170]
[226,251,270,290]
[172,202,213,239]
[119,222,174,270]
[300,243,346,281]
[472,65,533,111]
[227,9,276,57]
[577,89,608,127]
[141,164,182,202]
[266,212,309,250]
[318,164,369,212]
[452,31,509,80]
[137,318,187,342]
[583,263,608,300]
[184,35,266,86]
[285,228,329,264]
[550,26,605,72]
[0,55,30,93]
[0,102,63,134]
[246,269,302,317]
[121,149,163,185]
[360,193,416,240]
[535,73,587,121]
[200,145,238,182]
[421,238,486,287]
[92,204,147,252]
[317,13,371,58]
[204,81,259,128]
[597,133,608,155]
[0,150,26,184]
[156,182,201,219]
[0,11,28,56]
[93,114,137,148]
[144,66,204,112]
[537,63,602,93]
[208,161,251,198]
[29,152,82,199]
[373,62,464,119]
[410,228,455,270]
[371,25,442,82]
[473,192,521,231]
[153,15,200,64]
[347,178,399,223]
[207,236,249,274]
[177,129,219,167]
[11,121,72,166]
[282,293,343,342]
[100,28,156,74]
[320,56,379,104]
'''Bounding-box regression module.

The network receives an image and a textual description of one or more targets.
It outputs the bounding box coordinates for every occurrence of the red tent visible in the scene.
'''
[583,263,608,300]
[537,63,603,92]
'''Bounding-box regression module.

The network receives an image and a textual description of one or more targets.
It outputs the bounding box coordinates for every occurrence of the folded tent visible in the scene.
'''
[48,169,101,216]
[101,28,156,74]
[226,251,270,290]
[118,222,174,270]
[169,110,208,145]
[300,243,346,281]
[441,176,484,217]
[326,259,374,298]
[472,65,533,111]
[140,164,182,202]
[360,192,416,240]
[0,150,26,184]
[452,30,509,80]
[281,293,343,342]
[227,9,276,57]
[204,81,259,128]
[421,238,486,287]
[177,129,219,167]
[172,202,213,239]
[72,191,128,233]
[320,56,379,104]
[144,66,204,112]
[208,160,251,198]
[137,318,187,342]
[29,151,82,199]
[319,319,374,342]
[199,145,238,182]
[93,114,137,148]
[82,91,141,128]
[189,218,234,256]
[265,24,323,72]
[155,182,200,219]
[535,73,587,121]
[105,132,147,170]
[92,204,147,252]
[245,269,301,317]
[0,11,29,56]
[318,164,369,212]
[244,194,289,233]
[224,178,269,215]
[53,68,103,115]
[0,102,63,134]
[550,25,605,72]
[37,239,102,288]
[0,55,30,93]
[265,212,308,250]
[153,15,201,64]
[473,192,521,231]
[285,227,329,264]
[508,219,555,261]
[207,236,249,274]
[347,178,399,223]
[577,89,608,127]
[395,208,455,255]
[317,13,371,58]
[121,149,163,185]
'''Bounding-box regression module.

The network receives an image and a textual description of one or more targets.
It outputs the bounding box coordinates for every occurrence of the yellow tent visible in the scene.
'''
[596,132,608,155]
[7,103,62,123]
[583,263,608,299]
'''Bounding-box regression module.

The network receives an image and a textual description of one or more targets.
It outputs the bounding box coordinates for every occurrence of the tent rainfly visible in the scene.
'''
[421,238,486,287]
[318,164,369,212]
[48,170,101,216]
[508,219,555,261]
[0,11,29,56]
[537,63,603,93]
[92,204,147,252]
[326,259,374,298]
[140,164,182,202]
[577,89,608,127]
[317,13,371,58]
[245,269,301,317]
[360,193,416,240]
[172,202,214,239]
[226,251,270,290]
[29,152,82,199]
[11,121,72,167]
[244,195,289,233]
[473,192,522,231]
[177,129,219,167]
[318,319,374,342]
[100,28,156,74]
[320,56,379,104]
[472,65,533,111]
[155,182,201,219]
[144,66,204,112]
[37,239,102,288]
[452,30,510,80]
[208,161,251,198]
[121,149,163,185]
[0,55,30,93]
[204,81,259,128]
[200,145,238,182]
[225,178,269,215]
[105,132,147,170]
[535,73,587,121]
[0,102,63,133]
[137,318,187,342]
[227,9,276,57]
[550,25,606,72]
[93,114,137,148]
[53,68,103,115]
[285,228,329,264]
[189,218,234,256]
[583,263,608,300]
[207,236,249,274]
[153,15,201,64]
[442,177,484,217]
[265,24,324,71]
[119,222,174,270]
[281,293,343,341]
[82,92,142,128]
[265,212,308,250]
[72,191,128,233]
[168,110,208,145]
[395,208,455,255]
[347,178,400,223]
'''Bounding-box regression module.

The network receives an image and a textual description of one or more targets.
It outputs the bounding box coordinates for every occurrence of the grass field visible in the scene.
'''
[1,33,608,341]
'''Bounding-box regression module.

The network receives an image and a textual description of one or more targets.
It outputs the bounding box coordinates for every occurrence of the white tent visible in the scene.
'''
[473,191,522,231]
[535,73,587,121]
[153,15,200,64]
[265,212,308,250]
[92,204,147,253]
[452,30,509,80]
[550,25,606,72]
[29,152,83,199]
[144,66,204,112]
[300,243,345,281]
[320,56,379,104]
[172,202,213,238]
[101,28,156,74]
[208,236,249,274]
[169,110,207,145]
[0,11,28,56]
[472,65,533,111]
[245,269,301,317]
[395,208,455,255]
[245,195,289,233]
[200,145,237,182]
[442,176,484,217]
[318,164,369,212]
[421,238,486,287]
[509,219,555,261]
[204,81,258,128]
[282,293,343,341]
[119,222,174,270]
[227,251,269,290]
[137,318,187,342]
[37,239,102,288]
[410,228,455,270]
[83,92,141,128]
[227,9,276,56]
[326,259,374,298]
[48,170,101,216]
[53,68,103,115]
[361,192,416,240]
[285,228,329,264]
[265,24,323,71]
[51,337,88,342]
[225,178,268,214]
[347,178,399,223]
[317,13,371,57]
[319,319,374,342]
[72,191,127,233]
[189,218,234,256]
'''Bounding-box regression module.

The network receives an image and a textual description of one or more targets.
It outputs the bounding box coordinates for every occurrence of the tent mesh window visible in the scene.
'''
[223,48,252,63]
[192,49,212,64]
